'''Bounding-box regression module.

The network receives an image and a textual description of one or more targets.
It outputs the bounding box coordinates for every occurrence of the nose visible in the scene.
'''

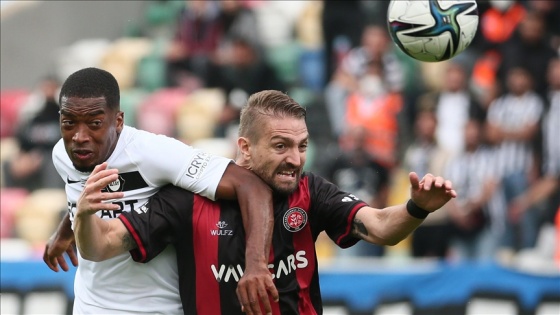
[72,125,90,143]
[285,148,302,168]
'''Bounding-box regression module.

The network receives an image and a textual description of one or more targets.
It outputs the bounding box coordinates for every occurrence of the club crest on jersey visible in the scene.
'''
[103,175,125,192]
[283,207,307,232]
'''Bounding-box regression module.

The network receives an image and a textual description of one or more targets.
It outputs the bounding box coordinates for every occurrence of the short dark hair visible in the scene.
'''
[239,90,306,142]
[59,67,120,110]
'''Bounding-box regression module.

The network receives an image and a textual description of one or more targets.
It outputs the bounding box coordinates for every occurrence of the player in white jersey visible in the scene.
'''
[43,67,278,314]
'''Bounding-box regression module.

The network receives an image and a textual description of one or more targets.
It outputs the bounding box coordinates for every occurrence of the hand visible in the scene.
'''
[76,162,124,218]
[236,262,278,315]
[409,172,457,212]
[43,232,78,272]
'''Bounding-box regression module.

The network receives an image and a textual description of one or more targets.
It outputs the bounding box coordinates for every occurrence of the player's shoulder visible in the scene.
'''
[300,172,332,188]
[122,125,159,143]
[123,126,190,151]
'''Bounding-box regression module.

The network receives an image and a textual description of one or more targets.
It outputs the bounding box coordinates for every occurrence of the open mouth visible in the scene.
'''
[277,170,296,178]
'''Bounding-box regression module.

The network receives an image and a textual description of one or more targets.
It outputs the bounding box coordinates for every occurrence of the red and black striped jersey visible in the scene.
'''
[120,172,367,315]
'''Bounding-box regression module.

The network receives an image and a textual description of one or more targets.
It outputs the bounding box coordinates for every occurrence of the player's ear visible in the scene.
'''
[237,137,251,158]
[116,111,124,133]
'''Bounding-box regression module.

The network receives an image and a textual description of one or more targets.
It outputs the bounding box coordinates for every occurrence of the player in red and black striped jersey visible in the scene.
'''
[74,90,456,315]
[120,172,365,314]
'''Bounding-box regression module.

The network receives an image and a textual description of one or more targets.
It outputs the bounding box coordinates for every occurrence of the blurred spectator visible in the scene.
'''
[509,58,560,236]
[506,58,560,269]
[473,0,526,53]
[325,24,404,138]
[216,0,259,48]
[527,0,560,51]
[402,110,453,259]
[486,67,545,251]
[205,35,285,138]
[342,58,403,169]
[2,76,64,191]
[445,119,501,261]
[416,62,485,155]
[165,0,222,87]
[496,10,557,100]
[321,0,365,84]
[326,126,390,210]
[324,126,390,257]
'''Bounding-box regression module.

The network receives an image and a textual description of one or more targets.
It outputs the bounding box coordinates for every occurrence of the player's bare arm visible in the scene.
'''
[73,162,134,261]
[215,163,279,315]
[43,212,78,272]
[351,218,369,239]
[351,172,457,245]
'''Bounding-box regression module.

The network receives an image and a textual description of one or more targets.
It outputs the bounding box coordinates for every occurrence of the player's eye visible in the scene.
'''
[89,120,103,128]
[61,120,74,127]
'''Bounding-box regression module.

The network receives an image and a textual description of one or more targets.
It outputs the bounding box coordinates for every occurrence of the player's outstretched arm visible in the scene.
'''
[74,162,135,261]
[43,212,78,272]
[352,172,457,245]
[215,163,278,315]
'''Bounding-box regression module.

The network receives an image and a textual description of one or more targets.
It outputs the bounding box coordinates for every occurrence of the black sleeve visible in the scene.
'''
[119,184,194,263]
[307,173,368,248]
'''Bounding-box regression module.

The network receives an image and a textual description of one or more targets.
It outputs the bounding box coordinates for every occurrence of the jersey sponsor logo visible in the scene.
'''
[185,152,211,179]
[283,207,308,232]
[102,175,125,192]
[67,199,139,220]
[211,220,233,236]
[211,264,245,283]
[268,250,308,280]
[210,250,309,283]
[341,194,360,202]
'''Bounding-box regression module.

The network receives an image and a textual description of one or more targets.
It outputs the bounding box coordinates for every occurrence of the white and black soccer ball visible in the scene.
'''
[387,0,479,62]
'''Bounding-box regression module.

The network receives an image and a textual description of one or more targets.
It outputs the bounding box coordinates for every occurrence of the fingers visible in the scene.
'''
[57,245,79,271]
[91,162,109,175]
[237,278,278,315]
[85,170,119,192]
[259,288,272,315]
[409,172,420,190]
[447,189,458,198]
[419,174,454,192]
[267,281,279,303]
[67,245,79,267]
[58,255,70,272]
[43,245,59,272]
[420,174,435,190]
[257,277,279,314]
[238,288,261,315]
[78,164,124,214]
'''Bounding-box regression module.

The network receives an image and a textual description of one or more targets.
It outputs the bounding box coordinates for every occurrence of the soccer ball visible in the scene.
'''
[387,0,478,62]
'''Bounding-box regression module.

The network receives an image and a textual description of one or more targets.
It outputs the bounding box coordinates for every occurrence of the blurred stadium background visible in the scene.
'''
[1,1,559,314]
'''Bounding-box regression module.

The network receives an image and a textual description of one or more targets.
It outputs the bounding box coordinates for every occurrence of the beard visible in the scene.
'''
[271,180,299,196]
[253,165,300,196]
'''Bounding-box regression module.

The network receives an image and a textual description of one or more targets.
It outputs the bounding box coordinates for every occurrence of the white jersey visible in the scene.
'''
[52,125,231,314]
